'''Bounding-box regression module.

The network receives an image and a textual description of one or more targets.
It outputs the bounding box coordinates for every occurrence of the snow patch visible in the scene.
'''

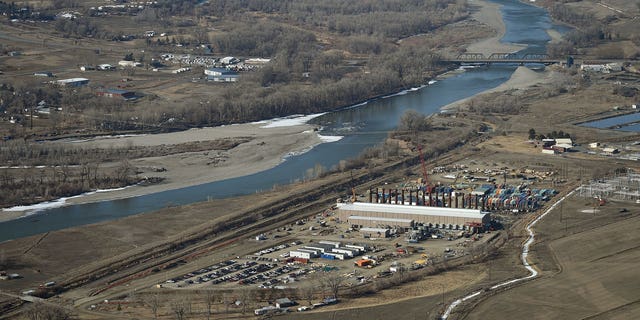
[2,186,132,214]
[259,113,326,128]
[317,134,343,143]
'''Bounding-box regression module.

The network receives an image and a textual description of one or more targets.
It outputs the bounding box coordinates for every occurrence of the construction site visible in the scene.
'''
[73,154,569,318]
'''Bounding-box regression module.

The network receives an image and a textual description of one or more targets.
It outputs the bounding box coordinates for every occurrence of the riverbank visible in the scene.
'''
[441,66,562,111]
[0,0,535,223]
[465,0,526,56]
[0,119,329,222]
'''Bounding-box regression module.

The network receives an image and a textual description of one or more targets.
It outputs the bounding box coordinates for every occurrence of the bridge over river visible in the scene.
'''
[444,52,562,65]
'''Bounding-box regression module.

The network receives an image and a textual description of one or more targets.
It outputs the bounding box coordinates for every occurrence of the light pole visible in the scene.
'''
[440,283,446,314]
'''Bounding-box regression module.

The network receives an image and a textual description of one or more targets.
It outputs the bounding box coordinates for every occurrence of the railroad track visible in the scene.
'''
[43,130,481,312]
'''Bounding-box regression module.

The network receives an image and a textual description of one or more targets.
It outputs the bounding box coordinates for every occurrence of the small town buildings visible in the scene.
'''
[552,144,572,153]
[95,88,137,100]
[580,64,606,72]
[541,148,557,155]
[606,62,623,72]
[603,147,619,155]
[118,60,142,67]
[35,100,50,114]
[98,64,115,70]
[275,298,295,309]
[220,56,240,65]
[53,78,89,87]
[541,138,556,148]
[589,142,601,148]
[204,67,239,82]
[245,58,270,65]
[34,71,54,77]
[580,63,623,73]
[555,138,573,145]
[254,306,278,315]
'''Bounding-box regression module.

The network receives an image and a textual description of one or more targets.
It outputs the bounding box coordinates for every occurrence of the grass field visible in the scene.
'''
[462,195,640,320]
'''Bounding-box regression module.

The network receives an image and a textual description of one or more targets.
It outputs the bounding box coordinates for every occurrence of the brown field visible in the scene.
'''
[461,196,640,320]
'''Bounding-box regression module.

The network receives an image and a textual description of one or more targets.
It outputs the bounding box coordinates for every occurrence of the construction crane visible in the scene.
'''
[417,145,432,194]
[350,170,357,203]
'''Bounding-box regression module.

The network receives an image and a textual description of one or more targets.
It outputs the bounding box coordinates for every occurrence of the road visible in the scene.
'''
[441,186,580,319]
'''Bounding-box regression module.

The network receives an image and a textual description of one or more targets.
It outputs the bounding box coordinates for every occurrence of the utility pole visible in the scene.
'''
[488,259,492,281]
[439,283,446,315]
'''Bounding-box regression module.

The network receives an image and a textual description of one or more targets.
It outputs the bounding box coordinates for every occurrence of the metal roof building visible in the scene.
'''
[347,215,414,228]
[336,202,489,229]
[54,77,89,87]
[359,227,390,238]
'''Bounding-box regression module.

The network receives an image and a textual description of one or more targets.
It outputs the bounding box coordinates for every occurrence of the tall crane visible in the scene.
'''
[417,145,432,194]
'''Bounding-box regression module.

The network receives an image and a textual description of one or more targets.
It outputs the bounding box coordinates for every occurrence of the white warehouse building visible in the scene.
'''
[337,202,490,230]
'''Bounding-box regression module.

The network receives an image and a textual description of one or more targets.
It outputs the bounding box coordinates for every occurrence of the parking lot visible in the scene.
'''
[157,212,494,292]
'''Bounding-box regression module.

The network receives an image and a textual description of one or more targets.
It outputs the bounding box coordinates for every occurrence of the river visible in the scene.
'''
[0,0,566,242]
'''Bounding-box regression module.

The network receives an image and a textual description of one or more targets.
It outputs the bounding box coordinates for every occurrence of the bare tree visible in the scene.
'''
[143,293,162,320]
[193,28,210,45]
[321,273,345,300]
[222,292,231,314]
[0,249,6,269]
[170,297,191,320]
[236,287,255,315]
[116,159,133,183]
[398,109,431,133]
[24,301,72,320]
[204,290,216,320]
[298,284,315,306]
[394,264,407,284]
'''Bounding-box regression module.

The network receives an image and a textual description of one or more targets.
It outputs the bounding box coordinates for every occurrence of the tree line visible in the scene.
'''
[545,2,637,59]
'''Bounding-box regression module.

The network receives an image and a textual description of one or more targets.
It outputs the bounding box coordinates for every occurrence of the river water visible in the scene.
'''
[0,0,566,242]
